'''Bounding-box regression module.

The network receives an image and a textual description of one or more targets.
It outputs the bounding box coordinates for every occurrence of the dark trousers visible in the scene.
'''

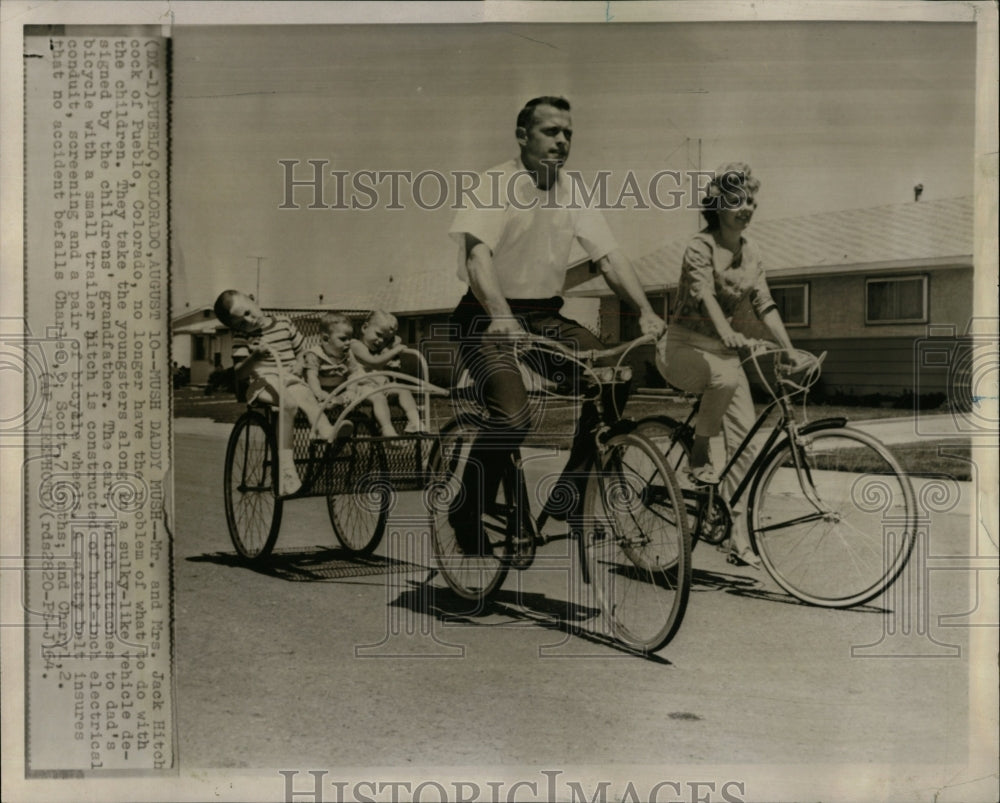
[449,291,605,522]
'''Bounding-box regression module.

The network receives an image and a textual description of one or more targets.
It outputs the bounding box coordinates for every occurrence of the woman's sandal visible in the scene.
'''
[726,547,762,569]
[724,526,762,569]
[686,464,721,485]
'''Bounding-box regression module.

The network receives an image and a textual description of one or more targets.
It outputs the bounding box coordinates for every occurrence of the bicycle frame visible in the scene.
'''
[428,332,692,650]
[507,334,654,539]
[661,346,839,516]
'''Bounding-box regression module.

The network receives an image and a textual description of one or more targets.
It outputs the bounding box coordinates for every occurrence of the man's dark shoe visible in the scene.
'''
[540,475,586,522]
[448,509,493,557]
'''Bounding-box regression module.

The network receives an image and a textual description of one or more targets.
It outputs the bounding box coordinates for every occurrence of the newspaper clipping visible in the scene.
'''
[22,28,173,773]
[2,3,998,803]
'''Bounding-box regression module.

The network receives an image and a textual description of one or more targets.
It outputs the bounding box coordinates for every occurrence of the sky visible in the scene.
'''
[169,20,976,313]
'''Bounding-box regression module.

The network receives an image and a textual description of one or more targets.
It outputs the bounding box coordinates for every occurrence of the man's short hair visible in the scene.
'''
[516,96,571,131]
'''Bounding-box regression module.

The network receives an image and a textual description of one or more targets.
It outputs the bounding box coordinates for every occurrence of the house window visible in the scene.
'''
[865,275,928,324]
[770,283,809,327]
[193,336,206,361]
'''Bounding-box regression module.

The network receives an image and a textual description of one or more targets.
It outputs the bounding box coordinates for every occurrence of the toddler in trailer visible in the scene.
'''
[349,309,426,438]
[303,311,364,406]
[213,290,352,496]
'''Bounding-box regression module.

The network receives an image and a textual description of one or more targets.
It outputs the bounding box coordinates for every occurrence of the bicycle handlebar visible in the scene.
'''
[744,340,824,371]
[509,331,654,365]
[580,333,657,363]
[740,340,825,403]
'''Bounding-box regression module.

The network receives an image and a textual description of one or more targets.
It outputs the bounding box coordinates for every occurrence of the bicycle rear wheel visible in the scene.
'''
[635,415,734,546]
[749,426,916,607]
[224,410,283,561]
[581,431,691,652]
[327,416,390,555]
[635,415,692,477]
[426,420,512,600]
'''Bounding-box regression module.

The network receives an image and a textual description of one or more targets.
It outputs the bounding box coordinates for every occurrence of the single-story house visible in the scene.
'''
[171,267,595,389]
[171,305,226,385]
[174,195,976,399]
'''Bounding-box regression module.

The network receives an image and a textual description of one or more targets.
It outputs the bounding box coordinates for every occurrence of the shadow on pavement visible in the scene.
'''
[690,566,889,613]
[188,547,429,582]
[389,579,674,664]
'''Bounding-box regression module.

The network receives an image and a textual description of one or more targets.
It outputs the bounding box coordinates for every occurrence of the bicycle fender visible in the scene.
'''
[653,414,694,440]
[753,417,849,481]
[623,414,695,441]
[604,418,640,437]
[602,416,691,444]
[799,417,848,433]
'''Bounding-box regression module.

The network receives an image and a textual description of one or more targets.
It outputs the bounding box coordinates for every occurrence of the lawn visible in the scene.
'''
[174,385,971,480]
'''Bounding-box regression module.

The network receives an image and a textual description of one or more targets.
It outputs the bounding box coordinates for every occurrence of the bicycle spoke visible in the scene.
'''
[328,418,388,555]
[751,428,915,607]
[224,412,282,561]
[428,421,511,600]
[582,432,690,652]
[755,509,829,533]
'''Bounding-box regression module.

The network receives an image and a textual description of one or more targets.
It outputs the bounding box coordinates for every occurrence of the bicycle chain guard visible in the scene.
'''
[696,487,732,546]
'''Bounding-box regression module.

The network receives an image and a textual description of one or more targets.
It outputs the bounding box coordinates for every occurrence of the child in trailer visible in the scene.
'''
[349,309,426,438]
[213,290,351,496]
[302,312,364,406]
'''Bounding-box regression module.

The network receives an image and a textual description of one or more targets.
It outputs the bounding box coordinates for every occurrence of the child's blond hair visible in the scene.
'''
[319,312,353,335]
[365,309,398,330]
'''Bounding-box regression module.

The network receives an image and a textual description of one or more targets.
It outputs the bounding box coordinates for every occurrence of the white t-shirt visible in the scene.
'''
[449,158,618,299]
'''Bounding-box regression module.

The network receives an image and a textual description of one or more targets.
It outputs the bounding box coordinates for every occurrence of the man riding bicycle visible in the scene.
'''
[446,95,665,552]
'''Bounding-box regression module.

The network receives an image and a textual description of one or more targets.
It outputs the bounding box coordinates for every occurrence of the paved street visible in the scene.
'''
[170,416,992,801]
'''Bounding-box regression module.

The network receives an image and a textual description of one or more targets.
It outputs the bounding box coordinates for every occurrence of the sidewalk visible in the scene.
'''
[848,413,982,444]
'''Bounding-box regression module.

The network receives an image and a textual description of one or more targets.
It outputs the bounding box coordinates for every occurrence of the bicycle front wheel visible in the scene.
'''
[327,416,390,555]
[224,411,283,561]
[426,420,512,600]
[581,431,691,652]
[749,426,916,607]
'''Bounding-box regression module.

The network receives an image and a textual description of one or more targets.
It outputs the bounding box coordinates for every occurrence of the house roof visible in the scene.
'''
[172,319,226,336]
[174,196,973,319]
[171,305,216,328]
[371,269,469,316]
[253,271,467,319]
[567,195,974,297]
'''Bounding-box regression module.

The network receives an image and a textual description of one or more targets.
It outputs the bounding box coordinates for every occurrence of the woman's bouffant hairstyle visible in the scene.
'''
[700,161,761,229]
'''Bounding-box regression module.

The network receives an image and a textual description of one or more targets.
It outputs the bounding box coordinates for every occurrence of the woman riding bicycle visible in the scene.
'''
[656,162,810,568]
